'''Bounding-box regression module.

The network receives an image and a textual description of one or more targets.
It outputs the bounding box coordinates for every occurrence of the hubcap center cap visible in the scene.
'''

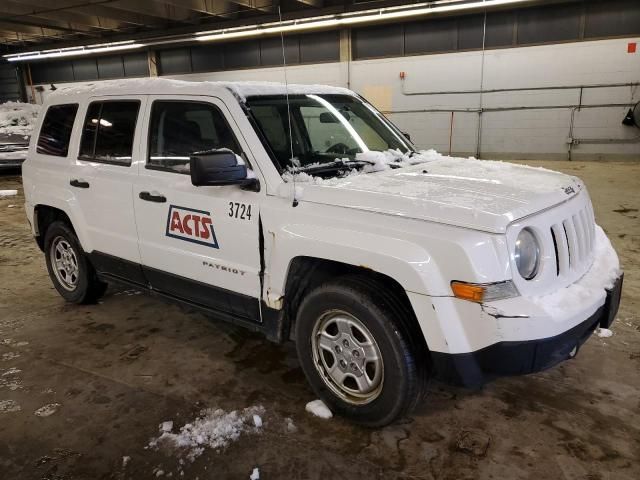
[332,332,366,377]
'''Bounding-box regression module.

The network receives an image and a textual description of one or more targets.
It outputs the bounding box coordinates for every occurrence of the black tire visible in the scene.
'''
[295,275,427,427]
[43,221,107,304]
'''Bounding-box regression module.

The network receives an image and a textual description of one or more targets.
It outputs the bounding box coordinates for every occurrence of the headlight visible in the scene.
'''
[515,228,540,280]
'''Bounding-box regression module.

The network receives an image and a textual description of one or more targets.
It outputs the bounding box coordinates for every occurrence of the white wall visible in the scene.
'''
[34,37,640,161]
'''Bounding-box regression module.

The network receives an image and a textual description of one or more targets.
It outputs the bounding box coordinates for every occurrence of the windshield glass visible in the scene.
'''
[246,94,414,172]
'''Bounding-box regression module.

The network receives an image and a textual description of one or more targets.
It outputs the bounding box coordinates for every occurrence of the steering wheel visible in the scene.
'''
[326,142,350,154]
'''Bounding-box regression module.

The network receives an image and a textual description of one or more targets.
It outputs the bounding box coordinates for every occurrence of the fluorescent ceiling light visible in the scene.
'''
[196,0,531,42]
[4,41,143,62]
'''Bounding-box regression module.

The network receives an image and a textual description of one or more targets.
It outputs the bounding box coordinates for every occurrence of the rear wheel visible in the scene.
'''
[296,276,426,426]
[44,221,107,304]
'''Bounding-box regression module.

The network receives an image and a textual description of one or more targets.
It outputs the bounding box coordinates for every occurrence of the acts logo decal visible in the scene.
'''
[165,205,219,249]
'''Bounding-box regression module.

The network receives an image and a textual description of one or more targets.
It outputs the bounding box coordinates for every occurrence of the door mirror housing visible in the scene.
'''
[190,150,257,189]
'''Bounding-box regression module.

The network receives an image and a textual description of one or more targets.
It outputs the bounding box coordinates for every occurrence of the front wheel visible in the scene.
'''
[296,276,426,426]
[44,221,107,304]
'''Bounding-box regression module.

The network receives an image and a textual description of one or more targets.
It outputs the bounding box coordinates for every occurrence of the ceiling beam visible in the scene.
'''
[148,0,237,18]
[0,2,102,34]
[15,0,125,30]
[102,0,199,23]
[292,0,323,7]
[0,21,71,38]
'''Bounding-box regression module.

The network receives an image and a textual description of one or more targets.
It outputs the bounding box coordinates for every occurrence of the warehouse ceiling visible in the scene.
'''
[0,0,359,53]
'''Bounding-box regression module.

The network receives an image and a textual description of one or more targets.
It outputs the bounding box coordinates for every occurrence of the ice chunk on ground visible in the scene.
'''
[34,403,61,417]
[148,405,265,462]
[305,400,332,419]
[252,414,262,428]
[161,421,173,432]
[250,467,260,480]
[595,328,613,338]
[284,417,297,433]
[0,399,21,413]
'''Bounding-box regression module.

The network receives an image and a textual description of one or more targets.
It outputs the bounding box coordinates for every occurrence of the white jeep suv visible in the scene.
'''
[22,79,623,426]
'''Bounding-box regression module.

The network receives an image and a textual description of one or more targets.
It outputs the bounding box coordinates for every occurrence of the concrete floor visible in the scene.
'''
[0,161,639,480]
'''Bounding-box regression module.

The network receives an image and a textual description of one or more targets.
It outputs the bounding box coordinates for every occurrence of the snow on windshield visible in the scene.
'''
[0,101,40,137]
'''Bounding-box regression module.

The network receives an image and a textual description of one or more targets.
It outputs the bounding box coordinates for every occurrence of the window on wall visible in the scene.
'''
[516,3,582,45]
[147,101,242,173]
[30,52,149,84]
[157,30,339,75]
[79,101,140,165]
[584,0,640,38]
[36,104,78,157]
[352,24,403,59]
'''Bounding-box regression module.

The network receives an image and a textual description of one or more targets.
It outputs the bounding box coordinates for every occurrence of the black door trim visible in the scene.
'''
[86,251,287,340]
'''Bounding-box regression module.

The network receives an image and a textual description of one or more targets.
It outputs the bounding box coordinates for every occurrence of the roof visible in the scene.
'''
[49,78,354,103]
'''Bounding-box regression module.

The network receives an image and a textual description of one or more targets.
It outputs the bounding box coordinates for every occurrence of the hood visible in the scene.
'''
[297,155,584,234]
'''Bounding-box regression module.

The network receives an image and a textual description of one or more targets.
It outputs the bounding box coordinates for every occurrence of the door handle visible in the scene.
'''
[70,179,90,189]
[139,191,167,203]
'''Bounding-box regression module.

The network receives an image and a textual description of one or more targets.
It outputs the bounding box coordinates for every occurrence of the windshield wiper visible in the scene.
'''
[295,159,374,174]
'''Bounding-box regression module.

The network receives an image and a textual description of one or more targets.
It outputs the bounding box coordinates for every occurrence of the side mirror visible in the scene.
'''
[190,151,257,188]
[402,132,411,141]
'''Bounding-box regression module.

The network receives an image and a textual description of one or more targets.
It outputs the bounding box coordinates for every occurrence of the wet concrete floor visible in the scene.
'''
[0,160,639,479]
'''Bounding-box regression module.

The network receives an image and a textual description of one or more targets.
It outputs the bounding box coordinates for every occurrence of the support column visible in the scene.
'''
[148,50,158,77]
[339,28,351,89]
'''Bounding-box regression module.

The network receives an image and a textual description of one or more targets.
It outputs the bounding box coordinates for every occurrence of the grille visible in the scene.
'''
[549,201,595,277]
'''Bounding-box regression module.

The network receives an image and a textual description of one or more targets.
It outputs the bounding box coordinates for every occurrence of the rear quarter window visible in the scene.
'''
[36,103,79,157]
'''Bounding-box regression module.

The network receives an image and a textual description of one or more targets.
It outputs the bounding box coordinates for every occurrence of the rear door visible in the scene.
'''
[69,96,147,283]
[133,95,263,322]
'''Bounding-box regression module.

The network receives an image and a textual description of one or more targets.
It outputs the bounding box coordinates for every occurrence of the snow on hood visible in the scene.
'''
[0,101,40,137]
[286,150,584,234]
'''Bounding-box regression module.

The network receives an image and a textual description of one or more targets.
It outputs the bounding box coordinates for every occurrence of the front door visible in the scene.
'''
[133,96,263,322]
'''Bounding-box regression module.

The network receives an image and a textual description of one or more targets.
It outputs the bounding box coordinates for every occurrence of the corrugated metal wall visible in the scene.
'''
[0,63,23,102]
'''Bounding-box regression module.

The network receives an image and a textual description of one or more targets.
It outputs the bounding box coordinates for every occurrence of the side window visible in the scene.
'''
[36,104,78,157]
[79,101,140,165]
[147,101,242,173]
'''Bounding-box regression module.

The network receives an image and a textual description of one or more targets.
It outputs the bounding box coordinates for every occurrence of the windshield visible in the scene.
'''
[246,94,414,173]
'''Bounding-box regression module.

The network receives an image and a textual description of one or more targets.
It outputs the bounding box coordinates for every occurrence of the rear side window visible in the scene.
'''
[147,101,241,173]
[37,104,78,157]
[79,100,140,165]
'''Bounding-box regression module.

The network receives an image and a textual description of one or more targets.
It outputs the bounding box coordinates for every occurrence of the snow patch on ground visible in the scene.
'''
[0,399,21,413]
[0,190,18,197]
[34,403,61,417]
[305,400,332,419]
[0,101,40,136]
[595,328,613,338]
[250,467,260,480]
[148,406,265,462]
[530,225,620,317]
[1,352,20,361]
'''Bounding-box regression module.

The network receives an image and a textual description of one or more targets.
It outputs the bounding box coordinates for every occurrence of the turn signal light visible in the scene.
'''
[451,280,519,303]
[451,282,485,302]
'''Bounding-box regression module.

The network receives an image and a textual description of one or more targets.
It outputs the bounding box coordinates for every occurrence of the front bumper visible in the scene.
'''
[431,273,623,388]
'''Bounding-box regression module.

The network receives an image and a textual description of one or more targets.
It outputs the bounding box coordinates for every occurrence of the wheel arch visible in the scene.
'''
[34,205,82,251]
[279,257,430,357]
